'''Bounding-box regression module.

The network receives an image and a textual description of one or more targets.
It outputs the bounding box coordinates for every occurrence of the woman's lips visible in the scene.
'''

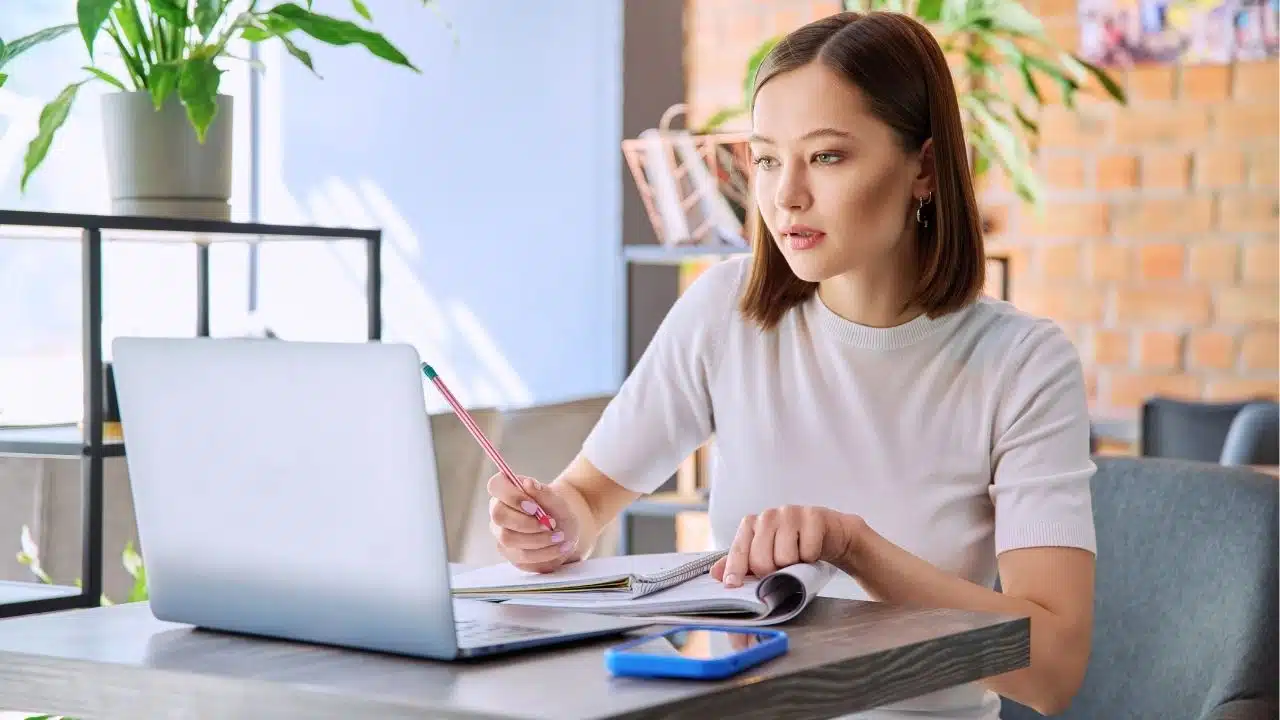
[782,226,825,251]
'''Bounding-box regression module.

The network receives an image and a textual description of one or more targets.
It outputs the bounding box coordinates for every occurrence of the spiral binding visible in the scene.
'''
[630,550,729,597]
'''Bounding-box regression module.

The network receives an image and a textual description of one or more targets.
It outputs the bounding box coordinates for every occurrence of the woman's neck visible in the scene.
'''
[817,253,921,329]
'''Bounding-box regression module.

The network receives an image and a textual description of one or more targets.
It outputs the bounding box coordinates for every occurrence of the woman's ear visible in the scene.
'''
[912,138,937,199]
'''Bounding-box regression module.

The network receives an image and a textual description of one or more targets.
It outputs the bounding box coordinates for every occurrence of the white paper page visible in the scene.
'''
[451,551,722,595]
[497,561,838,627]
[643,561,838,626]
[499,573,768,615]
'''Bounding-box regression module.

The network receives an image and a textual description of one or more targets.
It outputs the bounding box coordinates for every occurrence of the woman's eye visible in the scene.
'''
[813,152,842,165]
[752,156,778,170]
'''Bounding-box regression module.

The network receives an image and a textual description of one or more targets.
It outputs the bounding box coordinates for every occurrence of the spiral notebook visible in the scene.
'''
[451,551,728,601]
[451,551,836,626]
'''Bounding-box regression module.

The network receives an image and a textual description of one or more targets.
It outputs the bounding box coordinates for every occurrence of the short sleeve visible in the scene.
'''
[987,320,1097,556]
[580,258,745,495]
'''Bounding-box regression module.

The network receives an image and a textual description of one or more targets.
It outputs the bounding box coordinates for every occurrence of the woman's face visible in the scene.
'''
[749,61,929,284]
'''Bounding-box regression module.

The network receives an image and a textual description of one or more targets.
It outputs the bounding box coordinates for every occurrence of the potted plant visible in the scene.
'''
[0,1,431,219]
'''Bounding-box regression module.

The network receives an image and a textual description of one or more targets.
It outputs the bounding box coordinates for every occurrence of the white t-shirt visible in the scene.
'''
[582,256,1097,719]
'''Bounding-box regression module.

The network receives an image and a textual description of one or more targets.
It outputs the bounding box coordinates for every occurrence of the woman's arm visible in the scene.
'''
[837,522,1095,715]
[712,508,1094,714]
[486,260,745,570]
[550,454,641,561]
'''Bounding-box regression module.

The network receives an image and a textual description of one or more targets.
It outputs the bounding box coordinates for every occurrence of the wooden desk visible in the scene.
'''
[0,599,1028,719]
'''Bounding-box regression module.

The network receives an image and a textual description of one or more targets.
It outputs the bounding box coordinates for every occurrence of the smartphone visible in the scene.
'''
[603,625,788,680]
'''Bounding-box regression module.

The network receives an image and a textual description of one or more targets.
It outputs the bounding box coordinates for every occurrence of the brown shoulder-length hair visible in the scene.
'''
[739,11,986,330]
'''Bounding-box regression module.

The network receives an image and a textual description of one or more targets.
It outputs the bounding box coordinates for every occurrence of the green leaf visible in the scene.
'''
[121,541,148,602]
[151,0,192,27]
[1017,58,1042,104]
[278,33,319,76]
[0,73,7,88]
[963,95,1040,203]
[916,0,945,22]
[351,0,373,21]
[987,0,1044,36]
[195,0,225,38]
[0,24,77,71]
[241,26,271,42]
[150,61,181,108]
[83,65,127,90]
[113,4,143,50]
[268,3,418,71]
[122,540,143,577]
[742,36,780,109]
[1012,105,1038,135]
[939,0,971,26]
[1071,54,1126,104]
[21,80,86,193]
[972,149,991,178]
[957,0,1044,38]
[128,563,149,602]
[77,0,117,59]
[698,106,745,133]
[179,57,223,142]
[964,48,989,73]
[105,23,149,89]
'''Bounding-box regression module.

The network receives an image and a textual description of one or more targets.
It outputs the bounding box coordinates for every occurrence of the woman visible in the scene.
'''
[485,11,1096,719]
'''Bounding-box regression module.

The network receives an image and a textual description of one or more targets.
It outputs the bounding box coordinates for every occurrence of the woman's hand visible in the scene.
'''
[709,505,863,588]
[487,473,580,573]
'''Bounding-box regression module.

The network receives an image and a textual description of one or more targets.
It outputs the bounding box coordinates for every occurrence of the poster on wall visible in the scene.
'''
[1079,0,1279,65]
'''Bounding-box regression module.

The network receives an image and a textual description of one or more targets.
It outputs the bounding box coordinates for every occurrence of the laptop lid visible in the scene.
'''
[110,337,461,658]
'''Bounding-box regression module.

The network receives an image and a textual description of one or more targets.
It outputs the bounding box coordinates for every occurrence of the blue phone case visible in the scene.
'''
[603,625,789,680]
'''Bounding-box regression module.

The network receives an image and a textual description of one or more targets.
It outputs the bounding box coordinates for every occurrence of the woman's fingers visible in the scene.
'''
[721,517,755,588]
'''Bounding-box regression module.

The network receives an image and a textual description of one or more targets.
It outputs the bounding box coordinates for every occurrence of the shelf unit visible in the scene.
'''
[0,209,383,619]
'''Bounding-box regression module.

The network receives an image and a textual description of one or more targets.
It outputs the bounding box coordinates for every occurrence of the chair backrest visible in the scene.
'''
[1001,457,1278,719]
[1220,401,1280,467]
[430,407,501,560]
[1139,397,1253,461]
[453,394,617,565]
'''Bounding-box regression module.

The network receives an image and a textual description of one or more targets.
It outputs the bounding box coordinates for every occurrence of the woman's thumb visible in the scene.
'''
[520,477,565,515]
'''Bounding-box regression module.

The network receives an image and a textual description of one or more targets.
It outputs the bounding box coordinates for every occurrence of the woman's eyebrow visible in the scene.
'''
[748,127,854,144]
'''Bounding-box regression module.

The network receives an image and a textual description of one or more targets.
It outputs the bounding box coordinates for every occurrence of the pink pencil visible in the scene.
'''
[421,363,556,532]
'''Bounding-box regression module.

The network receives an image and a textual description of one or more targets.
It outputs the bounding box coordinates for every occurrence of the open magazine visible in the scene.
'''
[451,551,836,626]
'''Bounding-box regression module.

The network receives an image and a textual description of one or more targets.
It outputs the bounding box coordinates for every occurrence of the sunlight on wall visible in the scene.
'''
[252,38,534,414]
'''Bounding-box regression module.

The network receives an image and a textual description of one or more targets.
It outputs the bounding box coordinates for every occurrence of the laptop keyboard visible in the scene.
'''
[455,618,551,646]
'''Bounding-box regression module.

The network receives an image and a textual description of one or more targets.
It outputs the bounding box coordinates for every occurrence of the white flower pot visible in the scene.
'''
[101,91,233,220]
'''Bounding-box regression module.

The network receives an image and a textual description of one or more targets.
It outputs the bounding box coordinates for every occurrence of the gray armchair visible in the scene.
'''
[1000,456,1278,719]
[1220,401,1280,467]
[1139,397,1255,461]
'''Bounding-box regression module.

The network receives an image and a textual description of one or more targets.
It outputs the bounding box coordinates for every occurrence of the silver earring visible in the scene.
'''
[916,192,932,227]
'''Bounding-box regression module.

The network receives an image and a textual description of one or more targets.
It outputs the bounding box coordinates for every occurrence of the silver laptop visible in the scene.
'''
[110,336,648,659]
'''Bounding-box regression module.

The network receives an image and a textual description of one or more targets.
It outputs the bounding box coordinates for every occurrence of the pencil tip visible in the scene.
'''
[421,363,438,379]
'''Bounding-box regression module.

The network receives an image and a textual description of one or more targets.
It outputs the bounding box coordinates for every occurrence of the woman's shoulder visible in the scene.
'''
[661,254,753,331]
[951,298,1085,404]
[679,254,753,301]
[955,296,1079,362]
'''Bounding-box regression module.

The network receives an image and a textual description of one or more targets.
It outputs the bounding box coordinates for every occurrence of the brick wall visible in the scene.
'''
[683,0,1279,421]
